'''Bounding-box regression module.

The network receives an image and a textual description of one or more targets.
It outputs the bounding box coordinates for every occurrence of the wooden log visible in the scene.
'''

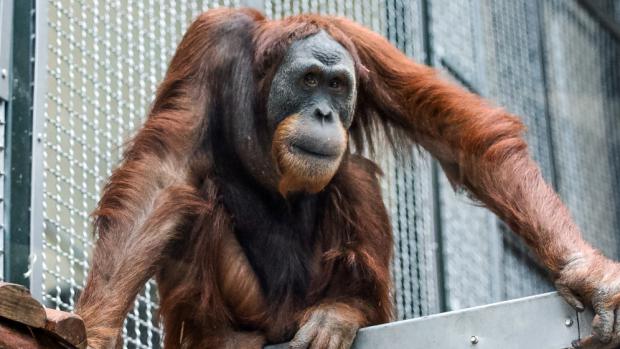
[0,282,87,349]
[45,308,87,349]
[0,282,47,328]
[0,317,70,349]
[0,321,40,349]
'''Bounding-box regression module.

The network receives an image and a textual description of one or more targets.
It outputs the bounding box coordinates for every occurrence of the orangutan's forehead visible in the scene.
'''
[288,30,353,67]
[312,47,341,65]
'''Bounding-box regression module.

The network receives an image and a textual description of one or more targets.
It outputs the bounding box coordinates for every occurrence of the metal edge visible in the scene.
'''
[536,1,560,191]
[0,0,14,282]
[0,101,5,281]
[5,0,35,288]
[0,0,13,101]
[29,0,49,302]
[577,305,594,339]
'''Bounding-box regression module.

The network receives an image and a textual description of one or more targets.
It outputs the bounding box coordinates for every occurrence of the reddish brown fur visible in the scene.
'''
[76,7,615,349]
[273,114,348,196]
[326,17,597,274]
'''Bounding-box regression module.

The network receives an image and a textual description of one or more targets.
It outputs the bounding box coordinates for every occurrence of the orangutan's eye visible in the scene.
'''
[303,73,319,88]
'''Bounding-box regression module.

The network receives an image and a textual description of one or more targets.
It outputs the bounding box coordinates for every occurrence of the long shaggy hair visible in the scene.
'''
[77,7,587,349]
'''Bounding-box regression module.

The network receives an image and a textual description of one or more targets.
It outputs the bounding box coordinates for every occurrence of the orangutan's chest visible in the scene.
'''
[218,228,319,342]
[217,228,268,324]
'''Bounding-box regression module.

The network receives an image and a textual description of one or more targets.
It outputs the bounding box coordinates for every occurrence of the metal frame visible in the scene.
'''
[4,0,35,288]
[0,0,14,282]
[29,0,49,301]
[267,292,592,349]
[0,101,5,280]
[0,0,13,101]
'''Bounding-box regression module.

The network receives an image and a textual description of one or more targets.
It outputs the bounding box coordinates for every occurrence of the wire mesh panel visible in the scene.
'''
[428,0,506,311]
[385,150,439,319]
[41,1,239,348]
[266,0,441,320]
[379,1,440,321]
[479,0,556,301]
[266,0,386,33]
[541,0,620,260]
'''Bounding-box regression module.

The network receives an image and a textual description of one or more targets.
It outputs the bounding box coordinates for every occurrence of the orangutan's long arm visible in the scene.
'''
[336,17,620,348]
[76,8,262,348]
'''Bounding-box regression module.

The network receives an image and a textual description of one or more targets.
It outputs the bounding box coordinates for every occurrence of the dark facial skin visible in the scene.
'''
[217,30,356,197]
[267,30,357,134]
[267,31,357,195]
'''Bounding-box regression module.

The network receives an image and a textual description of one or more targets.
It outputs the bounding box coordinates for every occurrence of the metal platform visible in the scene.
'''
[267,292,594,349]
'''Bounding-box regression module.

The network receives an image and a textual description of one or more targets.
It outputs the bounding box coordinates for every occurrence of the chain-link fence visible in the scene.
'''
[18,0,620,348]
[40,1,240,348]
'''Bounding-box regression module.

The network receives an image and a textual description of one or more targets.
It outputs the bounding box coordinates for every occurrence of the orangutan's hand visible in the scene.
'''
[555,254,620,349]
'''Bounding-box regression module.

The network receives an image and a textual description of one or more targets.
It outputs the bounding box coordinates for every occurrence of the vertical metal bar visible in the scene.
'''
[470,0,488,96]
[536,1,559,191]
[29,0,49,301]
[0,100,5,281]
[0,0,15,282]
[5,0,35,287]
[0,0,14,101]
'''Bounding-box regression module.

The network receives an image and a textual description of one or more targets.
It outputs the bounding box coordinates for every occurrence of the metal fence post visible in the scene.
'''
[5,0,35,288]
[29,0,50,302]
[0,0,12,101]
[0,0,14,282]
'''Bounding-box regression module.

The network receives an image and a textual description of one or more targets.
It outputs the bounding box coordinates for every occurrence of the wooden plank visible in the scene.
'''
[45,308,87,349]
[0,282,46,328]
